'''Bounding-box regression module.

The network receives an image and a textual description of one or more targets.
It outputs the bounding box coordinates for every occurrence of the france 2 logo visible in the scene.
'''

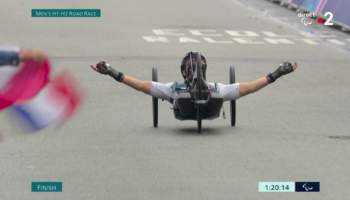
[318,12,334,26]
[299,12,334,26]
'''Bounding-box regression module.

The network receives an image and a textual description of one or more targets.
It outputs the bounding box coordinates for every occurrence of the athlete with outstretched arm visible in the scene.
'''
[89,52,297,111]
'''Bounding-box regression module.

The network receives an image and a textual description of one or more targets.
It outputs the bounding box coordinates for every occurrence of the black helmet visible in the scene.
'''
[180,51,207,80]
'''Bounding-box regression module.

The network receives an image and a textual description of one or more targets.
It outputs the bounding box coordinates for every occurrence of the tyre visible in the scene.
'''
[229,66,236,126]
[197,106,202,133]
[196,53,203,133]
[152,67,158,127]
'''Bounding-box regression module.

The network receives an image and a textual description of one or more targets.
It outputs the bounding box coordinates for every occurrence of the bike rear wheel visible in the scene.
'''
[196,53,203,133]
[152,67,158,127]
[197,106,202,133]
[229,66,236,126]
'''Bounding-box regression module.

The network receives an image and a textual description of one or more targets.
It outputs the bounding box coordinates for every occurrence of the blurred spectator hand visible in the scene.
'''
[20,49,47,64]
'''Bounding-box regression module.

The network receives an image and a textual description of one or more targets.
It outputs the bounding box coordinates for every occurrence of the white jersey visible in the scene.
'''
[149,82,241,104]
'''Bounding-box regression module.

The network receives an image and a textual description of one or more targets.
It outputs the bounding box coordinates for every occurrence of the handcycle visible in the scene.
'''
[152,52,236,133]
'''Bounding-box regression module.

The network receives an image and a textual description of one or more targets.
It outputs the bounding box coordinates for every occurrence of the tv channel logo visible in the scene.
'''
[298,12,334,26]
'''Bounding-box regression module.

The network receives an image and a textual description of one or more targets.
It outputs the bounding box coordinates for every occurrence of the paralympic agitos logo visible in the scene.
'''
[303,183,313,191]
[298,12,315,26]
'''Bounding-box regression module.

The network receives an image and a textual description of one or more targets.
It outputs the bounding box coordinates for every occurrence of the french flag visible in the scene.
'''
[10,70,83,131]
[0,47,50,110]
[0,47,82,132]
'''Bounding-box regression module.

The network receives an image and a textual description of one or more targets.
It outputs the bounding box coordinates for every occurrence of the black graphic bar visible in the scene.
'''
[295,182,320,192]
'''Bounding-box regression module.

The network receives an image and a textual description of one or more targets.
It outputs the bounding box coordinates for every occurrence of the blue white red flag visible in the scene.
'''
[10,70,83,131]
[0,47,82,133]
[0,47,50,110]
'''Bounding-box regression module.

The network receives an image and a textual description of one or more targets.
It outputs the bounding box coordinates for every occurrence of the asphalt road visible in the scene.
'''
[0,0,350,199]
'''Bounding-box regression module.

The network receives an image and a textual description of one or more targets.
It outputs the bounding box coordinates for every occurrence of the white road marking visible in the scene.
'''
[316,32,337,38]
[264,38,295,44]
[233,37,264,44]
[203,37,233,43]
[327,39,346,45]
[143,36,170,42]
[300,31,337,38]
[225,30,259,37]
[189,30,222,36]
[299,31,318,37]
[294,39,319,45]
[143,29,350,45]
[179,37,201,43]
[152,29,184,35]
[262,31,296,37]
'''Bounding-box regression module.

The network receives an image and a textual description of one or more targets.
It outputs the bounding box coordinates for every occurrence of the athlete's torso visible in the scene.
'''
[149,81,241,104]
[168,82,218,104]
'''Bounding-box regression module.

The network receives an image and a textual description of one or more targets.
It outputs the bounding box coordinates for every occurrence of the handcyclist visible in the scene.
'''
[89,51,297,108]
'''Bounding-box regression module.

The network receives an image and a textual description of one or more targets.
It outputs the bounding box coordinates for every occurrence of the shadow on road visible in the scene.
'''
[159,126,240,136]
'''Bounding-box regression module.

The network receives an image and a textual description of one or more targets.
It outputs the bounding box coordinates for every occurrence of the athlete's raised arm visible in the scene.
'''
[217,60,298,101]
[90,59,174,101]
[90,59,152,94]
[238,60,298,96]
